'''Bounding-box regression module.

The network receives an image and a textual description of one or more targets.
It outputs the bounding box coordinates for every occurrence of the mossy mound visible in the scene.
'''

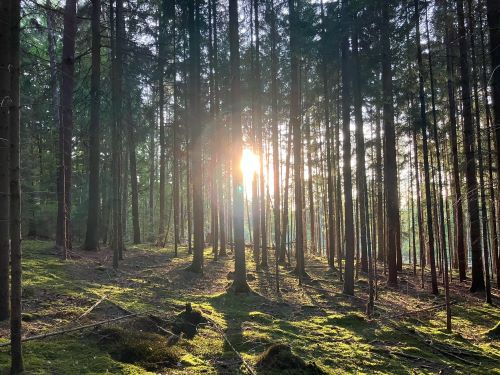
[171,303,208,339]
[485,321,500,339]
[255,344,326,375]
[97,326,180,371]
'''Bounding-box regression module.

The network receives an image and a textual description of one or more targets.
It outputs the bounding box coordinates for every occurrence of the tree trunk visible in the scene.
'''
[486,0,500,290]
[229,0,250,292]
[380,0,399,287]
[127,98,141,244]
[187,0,204,273]
[352,28,368,274]
[0,0,11,321]
[158,0,167,241]
[57,0,78,257]
[112,0,125,267]
[9,0,23,368]
[457,0,485,292]
[415,0,438,295]
[270,0,280,275]
[290,0,305,280]
[255,0,267,268]
[83,0,102,251]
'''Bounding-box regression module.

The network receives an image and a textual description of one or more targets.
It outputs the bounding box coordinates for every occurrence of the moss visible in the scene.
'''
[485,321,500,339]
[255,344,326,375]
[97,326,181,371]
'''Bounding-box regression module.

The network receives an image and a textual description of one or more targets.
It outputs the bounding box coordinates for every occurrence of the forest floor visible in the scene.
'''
[0,240,499,374]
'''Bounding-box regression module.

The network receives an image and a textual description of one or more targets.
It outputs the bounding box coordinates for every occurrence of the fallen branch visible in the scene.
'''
[206,317,257,375]
[77,295,108,320]
[0,311,149,347]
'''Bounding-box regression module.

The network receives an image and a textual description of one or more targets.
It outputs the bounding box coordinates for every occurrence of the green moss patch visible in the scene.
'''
[256,343,326,374]
[97,326,181,371]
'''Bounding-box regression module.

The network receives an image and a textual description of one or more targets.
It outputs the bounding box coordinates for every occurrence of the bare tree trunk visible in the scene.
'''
[57,0,78,257]
[457,0,485,292]
[381,0,399,287]
[415,0,438,295]
[187,0,204,273]
[290,0,305,280]
[270,0,280,283]
[229,0,249,292]
[83,0,102,251]
[0,0,11,321]
[352,27,368,274]
[127,98,141,244]
[9,0,23,368]
[112,0,125,267]
[485,3,500,276]
[341,0,354,295]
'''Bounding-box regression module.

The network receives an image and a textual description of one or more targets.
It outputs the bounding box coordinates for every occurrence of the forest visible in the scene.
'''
[1,0,500,373]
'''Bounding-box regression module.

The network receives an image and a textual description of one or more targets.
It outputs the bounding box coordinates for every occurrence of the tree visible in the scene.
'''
[457,0,485,292]
[415,0,438,295]
[83,0,102,251]
[56,0,78,257]
[0,0,11,321]
[341,0,355,295]
[380,0,399,287]
[111,0,125,267]
[9,0,23,370]
[269,0,281,281]
[290,0,306,280]
[352,20,368,274]
[187,0,204,273]
[229,0,250,293]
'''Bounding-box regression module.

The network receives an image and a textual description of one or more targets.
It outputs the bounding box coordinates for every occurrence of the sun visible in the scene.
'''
[241,148,259,193]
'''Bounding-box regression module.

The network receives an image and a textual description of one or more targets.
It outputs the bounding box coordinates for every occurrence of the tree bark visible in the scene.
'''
[9,0,23,368]
[380,0,399,287]
[0,0,11,321]
[57,0,78,257]
[229,0,250,292]
[83,0,102,251]
[457,0,485,292]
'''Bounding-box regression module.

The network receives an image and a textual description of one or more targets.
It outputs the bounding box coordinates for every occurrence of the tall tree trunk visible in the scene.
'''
[127,98,141,244]
[305,114,316,255]
[112,0,125,267]
[270,0,280,276]
[229,0,250,292]
[280,124,292,263]
[486,0,500,289]
[9,0,23,368]
[341,0,355,295]
[0,0,11,321]
[172,0,180,257]
[380,0,399,287]
[457,0,485,292]
[468,0,491,303]
[57,0,78,257]
[479,0,500,289]
[187,0,204,273]
[290,0,305,280]
[83,0,102,251]
[255,0,267,268]
[352,27,368,274]
[415,0,438,295]
[442,0,466,281]
[158,0,167,241]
